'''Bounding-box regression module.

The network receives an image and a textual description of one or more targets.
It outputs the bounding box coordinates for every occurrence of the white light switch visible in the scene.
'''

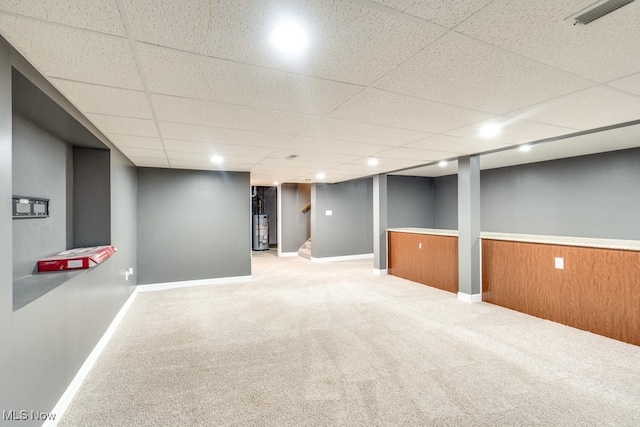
[325,210,332,216]
[554,257,564,270]
[418,243,422,249]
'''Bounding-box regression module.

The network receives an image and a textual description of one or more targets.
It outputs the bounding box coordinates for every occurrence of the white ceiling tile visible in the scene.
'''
[456,0,640,82]
[51,79,152,118]
[107,134,163,150]
[128,156,170,167]
[391,161,458,177]
[375,147,459,162]
[158,122,293,148]
[167,151,263,165]
[138,43,364,116]
[480,124,640,171]
[0,0,126,36]
[368,0,495,28]
[374,34,594,114]
[152,94,320,134]
[119,147,166,159]
[170,160,253,171]
[509,87,640,130]
[257,157,343,170]
[0,15,142,89]
[267,148,361,164]
[86,114,158,138]
[446,117,579,145]
[404,135,510,154]
[283,136,391,156]
[163,140,275,158]
[331,88,494,133]
[124,0,445,85]
[301,117,431,146]
[607,73,640,97]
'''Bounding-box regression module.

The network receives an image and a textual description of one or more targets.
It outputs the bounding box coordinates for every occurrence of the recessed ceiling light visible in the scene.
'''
[367,158,379,166]
[479,123,501,138]
[269,22,308,54]
[519,145,532,152]
[438,160,447,167]
[210,155,224,164]
[273,181,279,186]
[316,172,326,179]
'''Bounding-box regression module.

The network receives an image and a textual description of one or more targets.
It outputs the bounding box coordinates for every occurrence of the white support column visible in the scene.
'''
[373,174,388,274]
[458,156,482,303]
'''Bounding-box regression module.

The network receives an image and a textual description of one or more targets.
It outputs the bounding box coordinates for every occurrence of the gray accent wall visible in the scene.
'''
[312,178,373,258]
[1,38,137,426]
[433,174,458,230]
[280,183,311,253]
[12,115,69,280]
[72,147,111,247]
[137,168,251,284]
[387,175,435,228]
[481,148,640,239]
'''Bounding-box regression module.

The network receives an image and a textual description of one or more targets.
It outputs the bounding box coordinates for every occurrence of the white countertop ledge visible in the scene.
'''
[387,228,458,237]
[481,232,640,252]
[386,228,640,251]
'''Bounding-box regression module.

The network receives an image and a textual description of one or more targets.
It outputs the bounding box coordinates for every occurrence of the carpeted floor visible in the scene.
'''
[60,250,640,426]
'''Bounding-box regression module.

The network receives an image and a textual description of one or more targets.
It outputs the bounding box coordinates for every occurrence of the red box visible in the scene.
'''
[38,246,117,272]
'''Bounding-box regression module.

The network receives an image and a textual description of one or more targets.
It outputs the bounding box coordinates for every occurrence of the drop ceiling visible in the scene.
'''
[1,0,639,185]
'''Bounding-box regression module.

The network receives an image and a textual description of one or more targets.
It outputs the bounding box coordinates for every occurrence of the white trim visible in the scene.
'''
[44,288,139,427]
[279,252,299,257]
[373,268,388,275]
[276,183,282,257]
[311,253,374,263]
[137,275,252,292]
[457,292,482,303]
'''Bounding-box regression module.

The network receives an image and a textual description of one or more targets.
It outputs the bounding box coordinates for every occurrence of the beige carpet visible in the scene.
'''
[60,251,640,426]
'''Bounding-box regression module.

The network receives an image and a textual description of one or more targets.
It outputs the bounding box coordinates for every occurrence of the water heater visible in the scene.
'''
[252,214,269,251]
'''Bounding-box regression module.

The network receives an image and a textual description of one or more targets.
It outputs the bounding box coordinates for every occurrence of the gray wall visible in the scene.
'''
[481,148,640,239]
[12,115,69,280]
[433,175,458,230]
[73,147,111,247]
[387,175,434,228]
[280,183,311,253]
[312,178,373,258]
[1,38,137,426]
[137,168,251,284]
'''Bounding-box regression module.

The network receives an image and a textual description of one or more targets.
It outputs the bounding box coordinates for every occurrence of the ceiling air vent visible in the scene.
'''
[568,0,635,25]
[285,154,299,160]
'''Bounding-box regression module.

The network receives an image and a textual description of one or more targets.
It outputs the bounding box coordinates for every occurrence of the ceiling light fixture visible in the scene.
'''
[210,155,224,164]
[273,181,279,186]
[479,124,501,138]
[367,158,379,166]
[316,172,326,179]
[269,22,309,54]
[438,160,448,167]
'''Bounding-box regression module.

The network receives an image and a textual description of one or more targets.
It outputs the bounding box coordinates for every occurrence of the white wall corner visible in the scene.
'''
[457,292,483,303]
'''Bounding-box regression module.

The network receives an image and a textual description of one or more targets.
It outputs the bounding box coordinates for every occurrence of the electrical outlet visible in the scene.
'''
[125,267,134,281]
[554,257,564,270]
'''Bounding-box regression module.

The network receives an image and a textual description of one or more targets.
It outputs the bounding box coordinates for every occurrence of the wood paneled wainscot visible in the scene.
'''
[482,233,640,346]
[388,229,458,293]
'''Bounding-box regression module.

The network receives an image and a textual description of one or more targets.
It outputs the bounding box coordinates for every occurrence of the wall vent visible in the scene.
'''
[568,0,635,25]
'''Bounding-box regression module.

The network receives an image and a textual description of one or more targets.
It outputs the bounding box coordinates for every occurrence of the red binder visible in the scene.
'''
[37,246,117,272]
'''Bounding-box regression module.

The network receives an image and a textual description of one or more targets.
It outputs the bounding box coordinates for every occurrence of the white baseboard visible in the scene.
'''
[44,288,139,427]
[278,252,299,257]
[457,292,483,303]
[311,253,374,263]
[137,275,252,292]
[373,268,388,275]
